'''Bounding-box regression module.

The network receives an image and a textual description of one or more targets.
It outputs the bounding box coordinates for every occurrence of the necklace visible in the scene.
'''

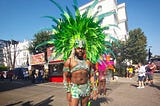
[74,56,87,72]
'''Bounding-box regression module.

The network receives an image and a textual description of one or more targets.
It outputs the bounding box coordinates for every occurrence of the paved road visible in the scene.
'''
[0,73,160,106]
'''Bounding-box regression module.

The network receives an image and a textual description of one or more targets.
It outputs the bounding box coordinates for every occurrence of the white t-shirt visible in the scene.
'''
[138,66,146,76]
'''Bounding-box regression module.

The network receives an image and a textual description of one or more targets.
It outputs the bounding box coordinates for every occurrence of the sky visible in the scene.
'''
[0,0,160,56]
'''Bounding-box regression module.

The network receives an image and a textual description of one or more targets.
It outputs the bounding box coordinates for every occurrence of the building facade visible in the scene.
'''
[79,0,128,41]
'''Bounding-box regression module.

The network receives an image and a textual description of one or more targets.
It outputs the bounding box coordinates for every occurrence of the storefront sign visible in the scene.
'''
[47,47,63,63]
[30,53,45,65]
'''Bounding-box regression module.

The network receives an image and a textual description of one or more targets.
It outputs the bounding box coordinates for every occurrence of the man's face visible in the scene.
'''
[75,47,85,58]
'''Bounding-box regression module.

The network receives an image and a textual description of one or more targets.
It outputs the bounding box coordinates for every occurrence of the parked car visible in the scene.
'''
[13,68,28,79]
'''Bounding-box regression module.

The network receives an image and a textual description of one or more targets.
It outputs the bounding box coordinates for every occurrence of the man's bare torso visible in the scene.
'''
[69,57,90,85]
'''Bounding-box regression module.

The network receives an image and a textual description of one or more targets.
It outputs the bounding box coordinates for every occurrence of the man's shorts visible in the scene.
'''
[138,76,144,81]
[147,74,153,80]
[71,82,91,98]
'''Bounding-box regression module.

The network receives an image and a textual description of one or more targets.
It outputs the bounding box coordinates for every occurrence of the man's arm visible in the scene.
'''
[63,59,72,103]
[63,58,71,93]
[89,63,98,100]
[150,63,156,72]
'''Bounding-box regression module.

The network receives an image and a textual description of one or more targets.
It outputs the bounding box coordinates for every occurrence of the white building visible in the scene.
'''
[79,0,128,41]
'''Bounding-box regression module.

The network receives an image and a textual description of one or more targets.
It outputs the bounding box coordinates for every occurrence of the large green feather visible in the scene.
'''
[36,0,118,63]
[42,16,59,24]
[35,40,55,50]
[50,0,64,13]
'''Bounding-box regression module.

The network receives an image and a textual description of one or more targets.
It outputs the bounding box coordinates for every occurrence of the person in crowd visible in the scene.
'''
[0,71,4,81]
[8,70,13,81]
[126,66,129,78]
[106,69,113,83]
[145,61,156,85]
[128,65,133,79]
[38,69,44,83]
[31,69,37,83]
[137,63,146,88]
[96,60,107,96]
[144,62,151,85]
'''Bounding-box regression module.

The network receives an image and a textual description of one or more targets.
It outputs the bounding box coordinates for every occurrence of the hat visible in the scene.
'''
[36,0,118,63]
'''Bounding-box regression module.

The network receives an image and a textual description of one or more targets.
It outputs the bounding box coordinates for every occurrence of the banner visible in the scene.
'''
[47,47,63,63]
[30,53,45,65]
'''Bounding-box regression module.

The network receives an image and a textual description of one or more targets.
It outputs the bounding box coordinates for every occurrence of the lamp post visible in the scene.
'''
[148,46,152,62]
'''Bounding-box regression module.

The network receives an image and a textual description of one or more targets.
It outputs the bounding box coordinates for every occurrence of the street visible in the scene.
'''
[0,73,160,106]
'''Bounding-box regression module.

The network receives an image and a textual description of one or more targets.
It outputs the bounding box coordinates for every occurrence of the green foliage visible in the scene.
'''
[113,28,148,76]
[116,28,147,64]
[0,65,8,71]
[28,31,52,54]
[127,28,147,64]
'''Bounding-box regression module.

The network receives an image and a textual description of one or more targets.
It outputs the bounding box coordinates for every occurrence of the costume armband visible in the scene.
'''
[93,86,98,91]
[90,68,94,74]
[63,67,70,72]
[63,81,71,92]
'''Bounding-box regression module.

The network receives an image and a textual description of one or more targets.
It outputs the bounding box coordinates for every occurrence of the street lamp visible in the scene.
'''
[148,46,152,61]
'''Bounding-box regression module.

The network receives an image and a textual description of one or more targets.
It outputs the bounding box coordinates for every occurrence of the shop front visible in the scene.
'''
[48,61,64,82]
[29,47,64,82]
[47,47,64,82]
[29,53,46,79]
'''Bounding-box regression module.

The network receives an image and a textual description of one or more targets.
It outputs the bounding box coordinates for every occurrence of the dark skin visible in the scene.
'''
[63,47,97,106]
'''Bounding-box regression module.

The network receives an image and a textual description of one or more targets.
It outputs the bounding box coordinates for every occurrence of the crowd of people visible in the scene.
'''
[136,61,156,88]
[31,69,44,83]
[0,68,45,84]
[125,61,157,89]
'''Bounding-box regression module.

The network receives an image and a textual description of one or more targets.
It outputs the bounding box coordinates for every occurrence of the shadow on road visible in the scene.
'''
[5,101,23,106]
[6,95,54,106]
[149,84,160,90]
[130,84,138,88]
[90,96,113,106]
[0,79,49,92]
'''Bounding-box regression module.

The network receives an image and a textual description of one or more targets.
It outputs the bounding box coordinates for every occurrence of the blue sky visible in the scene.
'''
[0,0,160,56]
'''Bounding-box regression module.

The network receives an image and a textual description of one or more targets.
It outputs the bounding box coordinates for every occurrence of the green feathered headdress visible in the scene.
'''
[36,0,118,64]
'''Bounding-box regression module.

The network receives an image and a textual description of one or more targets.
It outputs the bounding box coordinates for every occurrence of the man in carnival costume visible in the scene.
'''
[36,0,118,105]
[96,54,115,96]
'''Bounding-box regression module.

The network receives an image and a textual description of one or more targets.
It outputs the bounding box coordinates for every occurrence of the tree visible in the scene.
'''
[127,28,148,64]
[3,40,19,69]
[114,28,148,76]
[0,65,8,71]
[28,31,52,55]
